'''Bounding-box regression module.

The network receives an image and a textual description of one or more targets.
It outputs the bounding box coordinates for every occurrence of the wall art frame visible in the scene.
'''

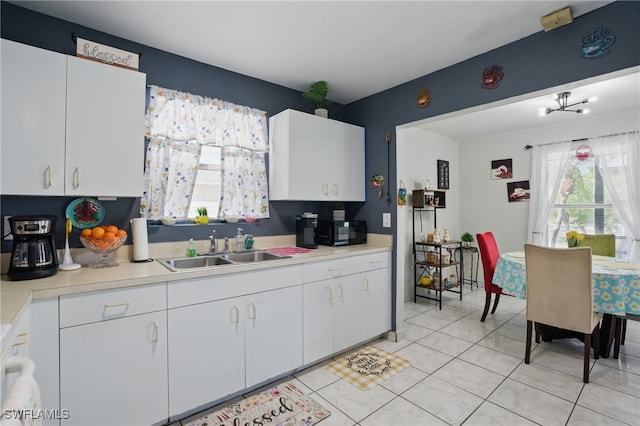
[437,159,449,190]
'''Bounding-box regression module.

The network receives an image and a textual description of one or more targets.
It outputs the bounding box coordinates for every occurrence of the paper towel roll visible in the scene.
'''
[130,218,149,261]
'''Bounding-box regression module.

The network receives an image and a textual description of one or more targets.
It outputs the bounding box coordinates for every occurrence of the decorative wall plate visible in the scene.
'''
[66,197,105,229]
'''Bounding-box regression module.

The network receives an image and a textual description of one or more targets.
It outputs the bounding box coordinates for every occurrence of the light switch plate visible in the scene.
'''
[383,213,391,228]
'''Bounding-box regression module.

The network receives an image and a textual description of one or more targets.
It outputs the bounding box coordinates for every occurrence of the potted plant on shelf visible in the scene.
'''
[302,80,332,118]
[461,232,474,248]
[195,207,209,224]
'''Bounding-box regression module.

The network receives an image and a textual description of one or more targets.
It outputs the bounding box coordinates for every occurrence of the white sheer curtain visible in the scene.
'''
[590,131,640,261]
[142,85,269,219]
[527,141,573,245]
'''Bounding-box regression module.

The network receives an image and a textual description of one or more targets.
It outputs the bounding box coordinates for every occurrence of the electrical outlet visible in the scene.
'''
[383,213,391,228]
[3,216,13,240]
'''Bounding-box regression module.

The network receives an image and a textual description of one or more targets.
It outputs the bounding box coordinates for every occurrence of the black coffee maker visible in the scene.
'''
[8,215,58,281]
[296,212,318,249]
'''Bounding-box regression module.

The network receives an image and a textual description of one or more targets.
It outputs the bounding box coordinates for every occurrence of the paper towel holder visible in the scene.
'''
[131,258,154,263]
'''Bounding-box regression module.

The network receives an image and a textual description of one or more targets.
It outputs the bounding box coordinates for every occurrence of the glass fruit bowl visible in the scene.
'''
[80,235,127,268]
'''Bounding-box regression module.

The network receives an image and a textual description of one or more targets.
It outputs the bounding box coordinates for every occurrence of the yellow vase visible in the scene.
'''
[195,215,209,224]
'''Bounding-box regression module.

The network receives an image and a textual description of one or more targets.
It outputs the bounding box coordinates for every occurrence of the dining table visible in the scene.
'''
[492,251,640,357]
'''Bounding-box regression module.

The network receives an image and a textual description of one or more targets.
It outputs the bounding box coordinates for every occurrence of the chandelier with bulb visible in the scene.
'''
[538,91,597,116]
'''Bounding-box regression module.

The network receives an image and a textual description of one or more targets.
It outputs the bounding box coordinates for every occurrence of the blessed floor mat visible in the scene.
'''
[326,346,410,390]
[184,382,330,426]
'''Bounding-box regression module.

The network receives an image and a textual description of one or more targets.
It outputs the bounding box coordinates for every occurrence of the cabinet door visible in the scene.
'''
[333,275,362,353]
[65,56,146,196]
[269,109,365,201]
[1,39,66,195]
[60,311,168,426]
[269,109,332,200]
[244,285,303,387]
[168,298,245,417]
[302,279,336,365]
[329,124,365,201]
[360,268,392,340]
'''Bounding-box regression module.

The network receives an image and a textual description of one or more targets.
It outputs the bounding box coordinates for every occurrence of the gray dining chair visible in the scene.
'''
[524,244,602,383]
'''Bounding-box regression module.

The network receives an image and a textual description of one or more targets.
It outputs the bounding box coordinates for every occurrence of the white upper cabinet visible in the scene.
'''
[65,56,146,196]
[1,39,146,197]
[269,109,365,201]
[1,39,67,195]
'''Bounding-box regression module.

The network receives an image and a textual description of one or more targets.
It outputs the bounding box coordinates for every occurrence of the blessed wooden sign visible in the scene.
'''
[76,37,139,71]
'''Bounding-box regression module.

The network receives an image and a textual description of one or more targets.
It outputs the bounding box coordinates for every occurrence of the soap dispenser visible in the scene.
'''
[187,238,197,257]
[235,228,244,252]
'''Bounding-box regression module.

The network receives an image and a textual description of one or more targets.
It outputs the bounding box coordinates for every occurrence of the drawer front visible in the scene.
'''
[168,265,302,308]
[357,251,390,272]
[302,257,361,283]
[59,283,166,328]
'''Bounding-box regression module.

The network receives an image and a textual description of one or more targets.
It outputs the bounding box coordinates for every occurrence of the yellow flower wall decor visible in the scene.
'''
[566,230,585,247]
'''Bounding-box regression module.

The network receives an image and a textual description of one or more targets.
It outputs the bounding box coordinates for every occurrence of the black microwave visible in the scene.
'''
[315,220,367,246]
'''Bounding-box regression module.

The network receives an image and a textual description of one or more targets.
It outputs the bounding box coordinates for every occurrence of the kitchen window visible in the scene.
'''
[142,85,269,221]
[188,145,221,218]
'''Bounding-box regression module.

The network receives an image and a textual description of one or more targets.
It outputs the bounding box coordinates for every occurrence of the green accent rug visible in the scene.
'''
[185,382,331,426]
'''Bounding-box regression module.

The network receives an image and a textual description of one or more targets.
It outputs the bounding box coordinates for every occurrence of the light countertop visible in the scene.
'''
[1,234,392,329]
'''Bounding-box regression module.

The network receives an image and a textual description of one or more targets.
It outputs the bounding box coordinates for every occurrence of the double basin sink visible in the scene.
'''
[156,250,291,272]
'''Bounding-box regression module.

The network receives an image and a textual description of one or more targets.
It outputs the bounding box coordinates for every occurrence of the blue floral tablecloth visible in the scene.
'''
[492,252,640,316]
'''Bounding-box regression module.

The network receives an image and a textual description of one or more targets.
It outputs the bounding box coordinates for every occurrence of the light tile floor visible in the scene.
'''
[178,286,640,426]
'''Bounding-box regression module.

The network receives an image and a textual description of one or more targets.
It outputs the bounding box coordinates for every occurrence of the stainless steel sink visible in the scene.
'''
[156,255,233,272]
[221,251,290,263]
[156,250,290,272]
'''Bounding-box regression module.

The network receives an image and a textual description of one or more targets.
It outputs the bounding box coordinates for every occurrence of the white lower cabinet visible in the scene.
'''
[167,266,303,419]
[302,252,391,365]
[360,267,392,341]
[58,284,168,426]
[59,311,168,426]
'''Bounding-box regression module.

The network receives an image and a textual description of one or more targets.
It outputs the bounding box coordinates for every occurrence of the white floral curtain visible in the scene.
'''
[142,85,269,219]
[590,131,640,261]
[527,141,573,245]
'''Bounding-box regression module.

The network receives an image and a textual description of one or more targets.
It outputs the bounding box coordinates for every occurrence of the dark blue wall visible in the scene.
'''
[343,1,640,235]
[2,1,639,255]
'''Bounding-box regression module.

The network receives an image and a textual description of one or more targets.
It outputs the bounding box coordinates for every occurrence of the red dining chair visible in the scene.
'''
[476,231,507,322]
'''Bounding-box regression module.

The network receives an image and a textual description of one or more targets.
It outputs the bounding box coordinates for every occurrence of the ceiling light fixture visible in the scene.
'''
[538,91,597,116]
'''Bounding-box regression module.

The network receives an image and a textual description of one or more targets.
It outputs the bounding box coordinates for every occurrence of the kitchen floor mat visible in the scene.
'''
[266,247,312,255]
[184,381,330,426]
[326,346,410,390]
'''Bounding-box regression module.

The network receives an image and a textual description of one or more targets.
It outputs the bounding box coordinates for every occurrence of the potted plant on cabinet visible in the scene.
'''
[461,232,474,248]
[195,207,209,224]
[302,80,332,118]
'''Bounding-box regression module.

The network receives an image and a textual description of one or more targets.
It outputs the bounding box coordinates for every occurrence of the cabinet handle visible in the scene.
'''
[45,166,52,188]
[12,332,29,347]
[231,305,240,324]
[332,183,338,196]
[326,286,333,301]
[247,303,257,320]
[104,300,130,308]
[152,321,159,342]
[328,267,342,277]
[363,278,369,292]
[337,284,344,299]
[369,260,382,267]
[322,183,329,196]
[73,167,80,188]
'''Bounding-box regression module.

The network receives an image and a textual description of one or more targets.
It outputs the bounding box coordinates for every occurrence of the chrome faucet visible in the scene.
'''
[209,230,217,253]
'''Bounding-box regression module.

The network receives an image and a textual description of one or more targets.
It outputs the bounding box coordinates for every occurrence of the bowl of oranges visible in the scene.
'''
[79,225,128,268]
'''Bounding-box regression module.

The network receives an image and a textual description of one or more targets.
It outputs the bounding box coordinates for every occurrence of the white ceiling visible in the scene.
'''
[10,0,638,139]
